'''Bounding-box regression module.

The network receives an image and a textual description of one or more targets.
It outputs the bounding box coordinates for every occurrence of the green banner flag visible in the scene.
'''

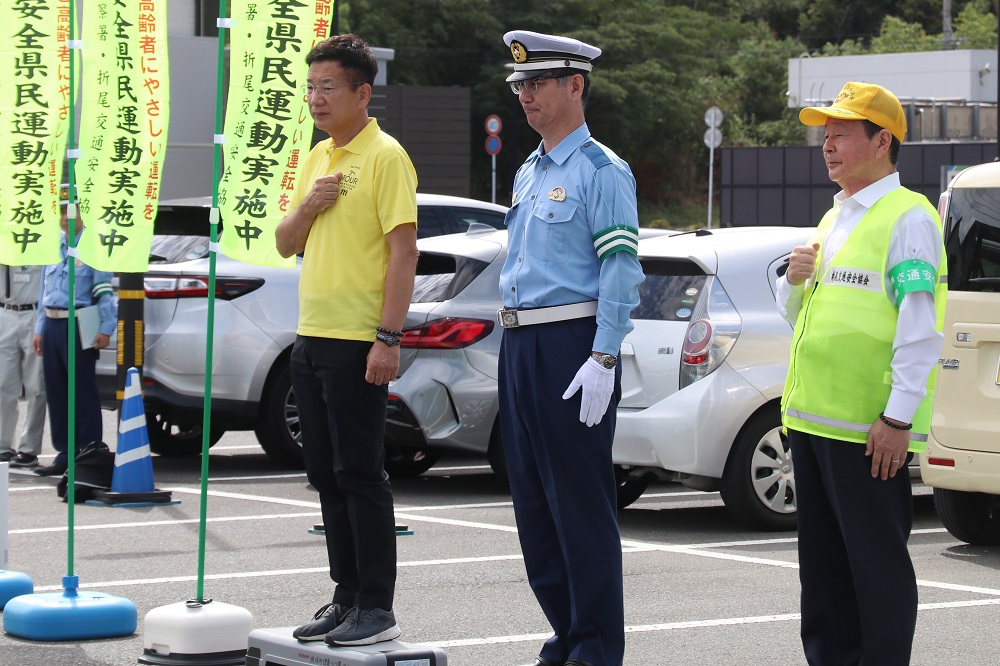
[218,0,333,267]
[76,0,170,273]
[0,0,73,266]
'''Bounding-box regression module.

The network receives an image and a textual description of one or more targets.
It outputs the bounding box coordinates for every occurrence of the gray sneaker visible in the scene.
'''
[325,607,400,646]
[292,603,347,642]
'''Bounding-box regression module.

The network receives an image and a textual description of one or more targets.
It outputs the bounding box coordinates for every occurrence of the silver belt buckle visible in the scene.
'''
[497,308,519,328]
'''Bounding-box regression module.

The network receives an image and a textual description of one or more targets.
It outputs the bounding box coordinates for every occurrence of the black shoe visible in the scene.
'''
[565,660,595,666]
[534,658,561,666]
[293,602,348,641]
[33,463,67,477]
[325,607,400,646]
[0,451,14,462]
[9,453,38,468]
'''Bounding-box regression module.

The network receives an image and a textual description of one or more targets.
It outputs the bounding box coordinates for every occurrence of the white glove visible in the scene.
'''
[562,357,615,427]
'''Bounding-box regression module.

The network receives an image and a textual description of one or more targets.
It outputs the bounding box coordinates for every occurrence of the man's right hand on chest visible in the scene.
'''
[786,242,820,286]
[303,173,343,215]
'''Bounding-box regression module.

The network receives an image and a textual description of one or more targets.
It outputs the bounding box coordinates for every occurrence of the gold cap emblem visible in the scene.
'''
[510,41,527,64]
[548,186,566,202]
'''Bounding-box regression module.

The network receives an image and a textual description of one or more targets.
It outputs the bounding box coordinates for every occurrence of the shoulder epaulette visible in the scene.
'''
[581,141,612,170]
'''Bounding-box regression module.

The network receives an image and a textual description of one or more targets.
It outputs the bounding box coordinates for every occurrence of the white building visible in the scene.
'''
[788,50,998,143]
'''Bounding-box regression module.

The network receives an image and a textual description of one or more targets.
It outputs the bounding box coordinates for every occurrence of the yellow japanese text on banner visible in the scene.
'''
[76,0,170,273]
[218,0,333,268]
[0,0,73,266]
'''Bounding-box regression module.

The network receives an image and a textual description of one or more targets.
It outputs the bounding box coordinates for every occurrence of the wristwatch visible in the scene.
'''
[591,352,618,369]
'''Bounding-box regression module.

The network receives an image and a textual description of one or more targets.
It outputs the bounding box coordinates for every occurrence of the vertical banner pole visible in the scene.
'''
[65,0,78,579]
[197,1,230,605]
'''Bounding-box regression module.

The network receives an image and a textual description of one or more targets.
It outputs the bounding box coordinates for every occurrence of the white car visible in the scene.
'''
[614,226,812,530]
[386,225,811,530]
[96,193,509,470]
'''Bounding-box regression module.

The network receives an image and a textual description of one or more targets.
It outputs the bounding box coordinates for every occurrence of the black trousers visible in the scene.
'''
[41,317,103,467]
[499,317,625,666]
[789,429,917,666]
[291,335,396,611]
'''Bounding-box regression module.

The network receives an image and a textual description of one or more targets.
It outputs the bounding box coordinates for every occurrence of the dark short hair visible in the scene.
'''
[552,69,591,108]
[861,119,900,165]
[305,34,377,86]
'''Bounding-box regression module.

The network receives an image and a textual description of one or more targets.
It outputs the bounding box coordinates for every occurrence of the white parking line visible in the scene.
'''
[10,512,323,535]
[426,598,1000,650]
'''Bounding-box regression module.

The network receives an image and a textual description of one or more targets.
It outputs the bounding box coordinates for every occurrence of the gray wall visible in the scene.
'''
[721,142,999,228]
[370,85,472,198]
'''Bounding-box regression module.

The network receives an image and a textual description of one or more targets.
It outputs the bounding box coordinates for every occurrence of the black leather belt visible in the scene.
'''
[2,303,37,312]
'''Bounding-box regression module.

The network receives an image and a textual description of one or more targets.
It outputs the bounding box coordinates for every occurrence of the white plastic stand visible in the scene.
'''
[139,599,254,665]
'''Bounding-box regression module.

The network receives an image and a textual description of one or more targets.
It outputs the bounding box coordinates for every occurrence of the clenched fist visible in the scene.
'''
[787,242,820,286]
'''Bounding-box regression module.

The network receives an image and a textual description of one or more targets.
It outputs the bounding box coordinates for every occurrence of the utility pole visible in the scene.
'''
[942,0,953,49]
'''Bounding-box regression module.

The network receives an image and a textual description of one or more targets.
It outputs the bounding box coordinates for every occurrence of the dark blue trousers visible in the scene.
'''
[499,317,625,666]
[41,317,103,466]
[291,336,396,611]
[789,429,917,666]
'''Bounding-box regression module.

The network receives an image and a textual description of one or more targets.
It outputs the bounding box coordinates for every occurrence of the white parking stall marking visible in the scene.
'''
[427,598,1000,650]
[14,485,996,650]
[10,511,323,535]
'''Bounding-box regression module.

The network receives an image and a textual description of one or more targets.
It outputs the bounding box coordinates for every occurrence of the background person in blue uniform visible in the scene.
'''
[776,83,946,665]
[497,30,644,666]
[31,189,115,477]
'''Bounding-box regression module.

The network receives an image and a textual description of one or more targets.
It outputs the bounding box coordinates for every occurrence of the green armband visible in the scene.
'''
[888,259,936,305]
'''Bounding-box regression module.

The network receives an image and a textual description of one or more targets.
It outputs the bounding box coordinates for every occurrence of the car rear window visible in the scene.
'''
[945,187,1000,292]
[149,235,211,264]
[633,259,708,321]
[411,252,490,303]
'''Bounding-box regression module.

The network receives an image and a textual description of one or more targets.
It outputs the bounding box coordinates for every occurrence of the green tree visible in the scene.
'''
[870,16,939,52]
[953,0,998,49]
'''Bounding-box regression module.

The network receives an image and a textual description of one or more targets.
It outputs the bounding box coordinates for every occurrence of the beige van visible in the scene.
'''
[920,161,1000,545]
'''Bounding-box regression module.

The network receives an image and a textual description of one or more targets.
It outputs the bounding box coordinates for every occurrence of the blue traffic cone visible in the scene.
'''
[89,368,178,507]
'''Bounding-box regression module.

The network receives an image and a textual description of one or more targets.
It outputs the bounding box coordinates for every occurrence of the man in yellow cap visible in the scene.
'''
[776,82,946,664]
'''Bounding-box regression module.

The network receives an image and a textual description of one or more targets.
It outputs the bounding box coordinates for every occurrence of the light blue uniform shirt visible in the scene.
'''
[35,231,116,337]
[500,123,644,354]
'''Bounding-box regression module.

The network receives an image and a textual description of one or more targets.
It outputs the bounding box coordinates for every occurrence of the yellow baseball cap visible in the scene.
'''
[799,81,907,143]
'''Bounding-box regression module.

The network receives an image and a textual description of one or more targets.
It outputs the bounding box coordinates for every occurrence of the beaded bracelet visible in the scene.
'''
[879,412,912,431]
[375,332,401,347]
[376,326,404,339]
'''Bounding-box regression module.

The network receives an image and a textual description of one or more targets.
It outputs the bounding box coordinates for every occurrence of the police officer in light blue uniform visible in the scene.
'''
[31,186,116,476]
[497,30,644,666]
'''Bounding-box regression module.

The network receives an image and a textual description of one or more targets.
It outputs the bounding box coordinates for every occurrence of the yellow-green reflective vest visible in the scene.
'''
[781,187,947,451]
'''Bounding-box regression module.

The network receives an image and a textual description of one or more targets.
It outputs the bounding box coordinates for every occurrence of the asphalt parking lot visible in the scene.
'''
[2,415,1000,666]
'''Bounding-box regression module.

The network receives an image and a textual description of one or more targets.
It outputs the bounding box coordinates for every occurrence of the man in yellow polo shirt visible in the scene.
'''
[275,33,418,648]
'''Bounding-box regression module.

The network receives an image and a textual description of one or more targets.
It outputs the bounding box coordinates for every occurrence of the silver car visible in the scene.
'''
[97,194,509,472]
[388,226,812,530]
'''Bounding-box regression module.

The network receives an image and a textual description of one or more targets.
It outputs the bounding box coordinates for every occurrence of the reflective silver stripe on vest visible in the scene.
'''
[785,408,928,442]
[939,274,948,283]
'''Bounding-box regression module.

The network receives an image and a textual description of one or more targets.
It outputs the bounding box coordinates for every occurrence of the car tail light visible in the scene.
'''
[679,276,742,389]
[401,317,495,349]
[144,275,264,301]
[926,457,956,467]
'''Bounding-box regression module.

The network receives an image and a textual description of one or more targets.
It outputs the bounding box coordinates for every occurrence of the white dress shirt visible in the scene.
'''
[776,172,944,424]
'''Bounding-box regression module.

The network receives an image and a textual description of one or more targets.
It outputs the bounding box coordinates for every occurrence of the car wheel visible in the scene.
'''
[146,412,224,457]
[615,465,649,510]
[933,487,1000,545]
[487,421,510,489]
[254,363,305,469]
[720,405,797,531]
[384,444,440,478]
